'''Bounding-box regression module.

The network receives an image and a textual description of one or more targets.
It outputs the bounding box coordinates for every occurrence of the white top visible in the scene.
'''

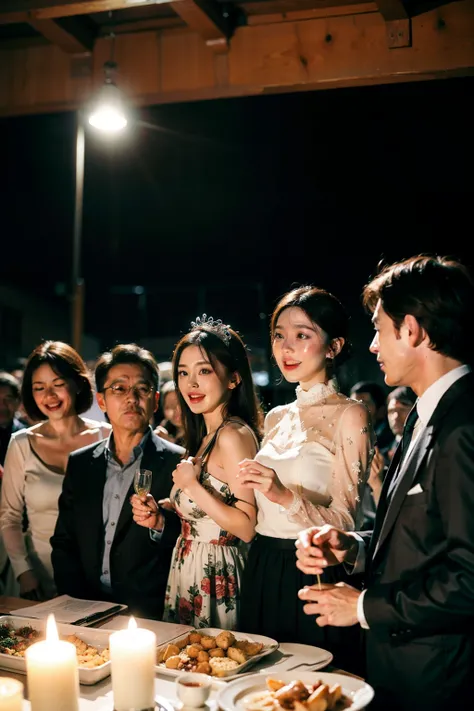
[0,423,108,596]
[255,380,375,539]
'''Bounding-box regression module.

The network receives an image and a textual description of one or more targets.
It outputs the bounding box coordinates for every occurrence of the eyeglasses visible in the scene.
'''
[103,383,155,398]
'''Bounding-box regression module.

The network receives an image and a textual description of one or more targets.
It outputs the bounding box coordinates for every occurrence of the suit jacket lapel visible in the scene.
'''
[372,426,434,561]
[367,442,403,562]
[369,372,473,565]
[84,441,108,573]
[114,432,166,540]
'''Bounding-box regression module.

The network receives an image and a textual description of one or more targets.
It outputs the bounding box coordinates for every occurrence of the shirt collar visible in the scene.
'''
[416,364,471,426]
[105,426,152,463]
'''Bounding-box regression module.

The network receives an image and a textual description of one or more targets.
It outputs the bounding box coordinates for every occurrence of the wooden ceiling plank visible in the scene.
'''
[247,3,378,25]
[98,18,185,35]
[0,2,165,24]
[28,17,93,52]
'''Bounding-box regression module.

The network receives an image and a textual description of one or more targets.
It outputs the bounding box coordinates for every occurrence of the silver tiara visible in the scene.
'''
[190,314,231,344]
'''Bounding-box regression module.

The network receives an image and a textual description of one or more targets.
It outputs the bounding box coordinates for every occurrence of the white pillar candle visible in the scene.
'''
[109,617,156,711]
[0,678,23,711]
[25,615,79,711]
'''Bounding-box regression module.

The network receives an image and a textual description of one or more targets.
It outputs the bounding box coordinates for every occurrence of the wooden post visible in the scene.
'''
[71,116,85,353]
[72,278,84,353]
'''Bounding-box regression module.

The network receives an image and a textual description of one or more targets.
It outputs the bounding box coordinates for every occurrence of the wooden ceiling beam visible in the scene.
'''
[98,17,185,35]
[375,0,411,49]
[1,0,472,116]
[375,0,408,20]
[169,0,231,46]
[28,17,94,52]
[0,1,164,24]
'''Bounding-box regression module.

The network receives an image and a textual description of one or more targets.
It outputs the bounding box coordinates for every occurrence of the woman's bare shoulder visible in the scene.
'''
[214,420,258,457]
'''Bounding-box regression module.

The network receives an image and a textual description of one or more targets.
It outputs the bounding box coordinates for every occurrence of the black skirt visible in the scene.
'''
[240,534,365,676]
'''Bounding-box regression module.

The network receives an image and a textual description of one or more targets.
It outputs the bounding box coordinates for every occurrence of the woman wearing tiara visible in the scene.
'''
[238,287,374,667]
[132,315,261,630]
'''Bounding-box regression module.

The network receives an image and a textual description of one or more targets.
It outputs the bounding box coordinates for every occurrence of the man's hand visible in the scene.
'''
[131,493,164,530]
[18,570,41,600]
[298,582,361,627]
[295,525,359,575]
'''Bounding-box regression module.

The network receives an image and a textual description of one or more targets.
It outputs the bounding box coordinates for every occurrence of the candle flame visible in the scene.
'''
[46,614,59,642]
[128,616,137,631]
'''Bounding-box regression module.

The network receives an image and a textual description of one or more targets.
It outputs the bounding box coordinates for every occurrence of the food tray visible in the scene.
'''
[0,615,111,685]
[155,627,278,681]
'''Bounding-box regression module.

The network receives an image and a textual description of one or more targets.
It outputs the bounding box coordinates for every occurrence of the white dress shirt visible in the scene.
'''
[356,364,472,628]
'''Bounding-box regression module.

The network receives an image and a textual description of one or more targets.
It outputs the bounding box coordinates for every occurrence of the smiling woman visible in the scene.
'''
[238,286,375,673]
[133,316,262,631]
[0,341,110,602]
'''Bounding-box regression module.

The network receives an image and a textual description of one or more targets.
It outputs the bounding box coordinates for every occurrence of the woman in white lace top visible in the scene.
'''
[238,286,374,669]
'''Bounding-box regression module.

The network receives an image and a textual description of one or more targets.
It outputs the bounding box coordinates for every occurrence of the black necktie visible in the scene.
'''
[387,405,419,498]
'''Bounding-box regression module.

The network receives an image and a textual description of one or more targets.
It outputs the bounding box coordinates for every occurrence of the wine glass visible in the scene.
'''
[134,468,152,498]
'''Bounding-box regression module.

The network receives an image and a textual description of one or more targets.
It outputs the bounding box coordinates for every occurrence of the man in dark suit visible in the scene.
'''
[51,344,184,619]
[295,255,474,711]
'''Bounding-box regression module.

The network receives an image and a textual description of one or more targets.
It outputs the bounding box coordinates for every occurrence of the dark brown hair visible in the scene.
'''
[22,341,93,421]
[172,325,262,457]
[362,255,474,362]
[0,372,21,400]
[271,286,352,373]
[95,344,159,393]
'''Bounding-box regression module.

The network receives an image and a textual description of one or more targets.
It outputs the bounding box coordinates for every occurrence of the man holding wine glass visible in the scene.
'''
[51,344,184,619]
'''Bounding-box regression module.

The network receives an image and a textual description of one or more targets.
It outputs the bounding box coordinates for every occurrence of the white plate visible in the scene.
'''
[0,615,111,686]
[217,671,374,711]
[156,627,278,681]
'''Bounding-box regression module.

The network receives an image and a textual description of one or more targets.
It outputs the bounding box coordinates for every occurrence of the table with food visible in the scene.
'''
[0,596,374,711]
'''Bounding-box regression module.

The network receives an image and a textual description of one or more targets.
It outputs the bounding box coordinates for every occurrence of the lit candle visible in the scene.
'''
[25,614,79,711]
[109,617,156,711]
[0,678,23,711]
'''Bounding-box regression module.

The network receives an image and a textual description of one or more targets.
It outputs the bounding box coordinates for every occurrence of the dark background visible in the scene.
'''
[1,75,473,394]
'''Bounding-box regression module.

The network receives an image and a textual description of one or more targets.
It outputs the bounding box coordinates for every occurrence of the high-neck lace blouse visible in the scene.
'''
[254,380,375,538]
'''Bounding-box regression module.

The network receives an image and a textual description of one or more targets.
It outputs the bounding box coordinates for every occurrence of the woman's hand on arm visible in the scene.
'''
[237,459,294,508]
[172,457,202,496]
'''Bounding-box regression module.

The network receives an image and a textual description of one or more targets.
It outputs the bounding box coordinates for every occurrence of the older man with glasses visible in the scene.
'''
[51,343,184,619]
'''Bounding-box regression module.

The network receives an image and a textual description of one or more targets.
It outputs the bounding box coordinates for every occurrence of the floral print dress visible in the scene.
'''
[163,425,253,630]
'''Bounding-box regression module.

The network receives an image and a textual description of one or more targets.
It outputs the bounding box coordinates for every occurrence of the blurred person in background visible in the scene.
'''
[362,386,417,519]
[154,381,185,447]
[0,371,25,594]
[350,380,393,453]
[0,372,25,471]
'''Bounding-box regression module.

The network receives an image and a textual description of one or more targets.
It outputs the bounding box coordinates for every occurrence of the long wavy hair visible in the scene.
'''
[172,325,262,457]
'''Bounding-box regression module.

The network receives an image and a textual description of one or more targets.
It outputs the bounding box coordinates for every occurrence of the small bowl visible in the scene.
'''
[176,672,212,708]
